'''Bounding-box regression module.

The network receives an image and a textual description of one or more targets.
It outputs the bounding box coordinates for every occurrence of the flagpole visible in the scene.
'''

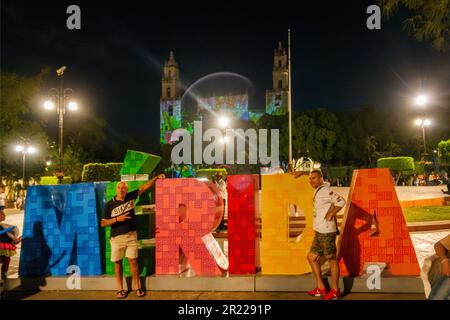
[288,29,293,163]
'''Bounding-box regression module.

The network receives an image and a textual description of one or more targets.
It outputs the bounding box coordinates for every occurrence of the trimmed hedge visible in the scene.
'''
[377,157,414,172]
[40,176,72,185]
[329,166,354,178]
[81,163,123,182]
[438,139,450,165]
[195,168,228,180]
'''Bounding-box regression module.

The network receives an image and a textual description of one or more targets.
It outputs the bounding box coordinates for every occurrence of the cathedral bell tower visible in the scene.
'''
[160,51,182,144]
[265,41,289,115]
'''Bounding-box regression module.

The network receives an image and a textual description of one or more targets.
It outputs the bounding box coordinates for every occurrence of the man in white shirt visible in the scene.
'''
[292,169,346,300]
[0,186,5,210]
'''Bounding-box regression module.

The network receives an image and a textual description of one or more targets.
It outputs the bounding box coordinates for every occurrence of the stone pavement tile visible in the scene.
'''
[410,231,450,267]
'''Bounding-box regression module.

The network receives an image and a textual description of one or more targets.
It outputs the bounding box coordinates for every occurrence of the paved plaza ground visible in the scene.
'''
[3,290,426,300]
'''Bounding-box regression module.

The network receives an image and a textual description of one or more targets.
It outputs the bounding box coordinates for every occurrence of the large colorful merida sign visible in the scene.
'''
[19,168,420,278]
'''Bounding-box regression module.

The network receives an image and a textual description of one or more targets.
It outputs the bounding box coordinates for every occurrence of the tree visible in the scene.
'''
[366,136,378,167]
[46,144,84,182]
[383,142,402,157]
[379,0,450,51]
[0,71,51,178]
[277,109,338,164]
[438,139,450,165]
[65,114,107,163]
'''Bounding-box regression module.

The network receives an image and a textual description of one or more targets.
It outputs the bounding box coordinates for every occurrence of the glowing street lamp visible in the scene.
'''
[68,101,78,111]
[44,100,55,110]
[15,143,37,186]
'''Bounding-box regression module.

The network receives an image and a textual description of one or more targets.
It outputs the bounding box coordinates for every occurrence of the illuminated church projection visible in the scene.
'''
[159,41,289,144]
[197,94,249,121]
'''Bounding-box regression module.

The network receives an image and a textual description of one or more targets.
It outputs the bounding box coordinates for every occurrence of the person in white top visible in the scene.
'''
[292,169,346,300]
[0,186,6,210]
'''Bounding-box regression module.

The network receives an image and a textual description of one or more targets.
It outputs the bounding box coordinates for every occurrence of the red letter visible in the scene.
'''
[155,178,224,275]
[227,174,258,274]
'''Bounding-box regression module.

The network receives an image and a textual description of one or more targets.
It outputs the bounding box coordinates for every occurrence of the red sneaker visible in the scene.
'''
[307,287,327,297]
[322,288,342,300]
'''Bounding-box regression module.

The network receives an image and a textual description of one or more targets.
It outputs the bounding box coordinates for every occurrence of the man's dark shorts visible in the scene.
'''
[310,231,337,260]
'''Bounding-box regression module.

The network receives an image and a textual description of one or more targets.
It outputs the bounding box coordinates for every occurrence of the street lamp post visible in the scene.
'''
[288,29,293,164]
[415,118,431,155]
[218,115,230,165]
[413,94,432,159]
[15,144,36,187]
[43,66,78,184]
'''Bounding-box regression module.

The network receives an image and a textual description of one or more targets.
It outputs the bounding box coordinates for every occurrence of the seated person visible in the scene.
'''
[0,210,22,279]
[429,234,450,300]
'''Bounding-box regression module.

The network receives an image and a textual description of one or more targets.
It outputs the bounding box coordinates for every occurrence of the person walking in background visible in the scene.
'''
[15,189,25,210]
[0,186,6,210]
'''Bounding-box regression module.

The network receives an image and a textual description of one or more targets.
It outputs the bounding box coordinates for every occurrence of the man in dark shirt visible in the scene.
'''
[102,174,165,298]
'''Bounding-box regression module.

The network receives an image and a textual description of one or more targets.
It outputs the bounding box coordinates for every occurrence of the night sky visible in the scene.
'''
[2,0,449,150]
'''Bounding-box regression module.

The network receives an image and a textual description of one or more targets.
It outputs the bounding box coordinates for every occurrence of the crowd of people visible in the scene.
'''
[403,171,449,187]
[0,183,28,211]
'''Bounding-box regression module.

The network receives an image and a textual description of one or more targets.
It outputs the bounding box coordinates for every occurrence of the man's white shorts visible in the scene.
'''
[110,231,138,262]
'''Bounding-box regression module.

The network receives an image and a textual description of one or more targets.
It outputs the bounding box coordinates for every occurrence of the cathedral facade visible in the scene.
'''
[160,42,289,144]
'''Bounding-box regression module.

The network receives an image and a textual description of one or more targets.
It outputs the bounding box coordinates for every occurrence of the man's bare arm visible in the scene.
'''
[101,218,117,227]
[290,171,308,179]
[138,174,165,196]
[101,212,131,227]
[325,204,344,221]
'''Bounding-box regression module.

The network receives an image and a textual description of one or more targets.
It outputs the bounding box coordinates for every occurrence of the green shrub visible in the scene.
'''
[377,157,414,172]
[81,163,123,182]
[329,166,355,178]
[438,139,450,165]
[40,176,72,185]
[195,168,227,180]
